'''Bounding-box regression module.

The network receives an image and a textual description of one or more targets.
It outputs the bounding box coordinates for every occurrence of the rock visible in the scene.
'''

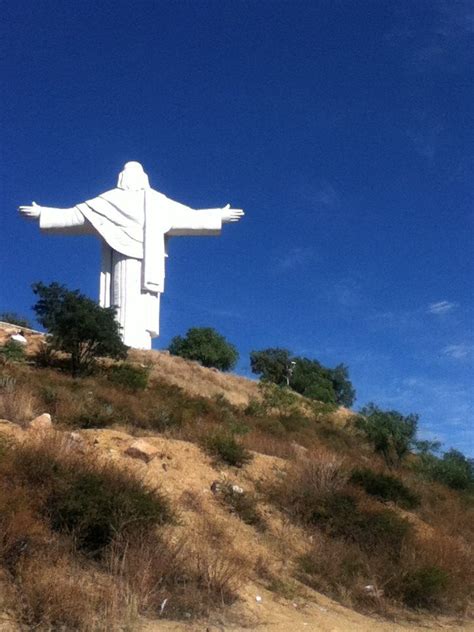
[125,439,159,463]
[65,432,86,451]
[28,413,52,431]
[231,484,244,494]
[210,480,221,494]
[10,333,27,346]
[364,584,383,597]
[68,431,83,444]
[291,441,309,459]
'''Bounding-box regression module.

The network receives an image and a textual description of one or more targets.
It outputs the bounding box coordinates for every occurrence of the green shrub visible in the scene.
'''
[107,362,150,391]
[219,482,265,529]
[32,282,127,376]
[303,491,411,554]
[7,437,172,556]
[70,399,115,429]
[356,403,418,466]
[204,432,252,467]
[350,468,420,509]
[168,327,238,371]
[400,566,449,608]
[140,405,184,432]
[279,412,309,432]
[0,340,26,364]
[416,449,474,491]
[48,468,170,554]
[255,416,286,437]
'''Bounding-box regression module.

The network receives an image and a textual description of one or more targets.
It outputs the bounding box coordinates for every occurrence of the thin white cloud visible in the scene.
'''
[428,300,457,315]
[406,124,443,160]
[442,344,473,359]
[313,182,340,209]
[332,277,362,308]
[276,247,313,271]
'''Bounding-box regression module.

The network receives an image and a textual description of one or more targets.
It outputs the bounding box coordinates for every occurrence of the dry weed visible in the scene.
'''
[0,387,38,424]
[16,551,128,631]
[106,529,247,618]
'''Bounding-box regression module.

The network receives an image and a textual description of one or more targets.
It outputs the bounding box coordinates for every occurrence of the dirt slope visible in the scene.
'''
[0,418,470,632]
[0,324,472,630]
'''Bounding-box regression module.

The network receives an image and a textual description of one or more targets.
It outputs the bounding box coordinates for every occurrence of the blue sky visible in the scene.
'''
[1,1,473,455]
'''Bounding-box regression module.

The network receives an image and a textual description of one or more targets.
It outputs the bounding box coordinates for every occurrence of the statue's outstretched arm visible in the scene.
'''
[19,202,94,235]
[166,199,244,237]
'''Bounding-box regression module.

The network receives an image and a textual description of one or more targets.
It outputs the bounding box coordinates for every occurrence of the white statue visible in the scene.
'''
[19,162,244,349]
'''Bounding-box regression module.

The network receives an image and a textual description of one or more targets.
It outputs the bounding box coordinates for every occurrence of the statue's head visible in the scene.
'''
[117,161,150,190]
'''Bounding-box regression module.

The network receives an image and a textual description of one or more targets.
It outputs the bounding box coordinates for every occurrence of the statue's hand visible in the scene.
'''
[221,204,245,223]
[19,201,41,219]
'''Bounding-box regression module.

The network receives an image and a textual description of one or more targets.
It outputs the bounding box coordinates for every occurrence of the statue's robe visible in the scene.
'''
[39,188,223,349]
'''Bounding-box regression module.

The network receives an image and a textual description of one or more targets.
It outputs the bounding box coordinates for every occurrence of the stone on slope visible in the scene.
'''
[28,413,52,431]
[125,439,159,463]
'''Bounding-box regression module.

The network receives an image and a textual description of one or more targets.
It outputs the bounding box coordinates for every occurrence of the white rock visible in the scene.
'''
[10,333,27,346]
[231,484,244,494]
[125,439,159,463]
[28,413,52,431]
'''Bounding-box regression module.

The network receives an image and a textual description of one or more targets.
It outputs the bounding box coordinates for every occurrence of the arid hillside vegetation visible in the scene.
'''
[0,325,472,631]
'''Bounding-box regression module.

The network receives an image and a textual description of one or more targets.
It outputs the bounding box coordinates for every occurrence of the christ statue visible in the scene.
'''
[19,161,244,349]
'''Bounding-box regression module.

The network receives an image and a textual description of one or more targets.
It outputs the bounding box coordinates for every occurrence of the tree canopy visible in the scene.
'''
[356,403,419,466]
[168,327,238,371]
[249,347,356,407]
[32,282,127,375]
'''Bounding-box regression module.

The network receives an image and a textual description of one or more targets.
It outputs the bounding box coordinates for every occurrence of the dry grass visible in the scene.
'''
[269,448,349,514]
[1,336,473,623]
[129,348,260,406]
[0,429,250,628]
[15,551,129,631]
[0,386,39,424]
[106,523,248,618]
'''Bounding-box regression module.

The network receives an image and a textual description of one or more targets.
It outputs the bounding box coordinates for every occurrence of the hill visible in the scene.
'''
[0,324,472,631]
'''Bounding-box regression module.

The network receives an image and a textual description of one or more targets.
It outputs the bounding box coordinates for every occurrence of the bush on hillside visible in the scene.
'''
[0,340,26,365]
[417,449,474,491]
[250,348,356,406]
[3,434,172,556]
[218,480,265,529]
[204,431,252,467]
[107,362,150,391]
[356,403,418,466]
[350,468,420,509]
[269,456,411,555]
[169,327,238,371]
[249,348,293,386]
[400,565,449,608]
[32,282,127,376]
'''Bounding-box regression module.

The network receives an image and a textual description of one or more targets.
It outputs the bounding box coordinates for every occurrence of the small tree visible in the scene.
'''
[250,349,355,407]
[327,363,356,407]
[356,403,418,466]
[32,282,127,376]
[418,449,474,491]
[249,348,292,386]
[168,327,238,371]
[290,357,336,404]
